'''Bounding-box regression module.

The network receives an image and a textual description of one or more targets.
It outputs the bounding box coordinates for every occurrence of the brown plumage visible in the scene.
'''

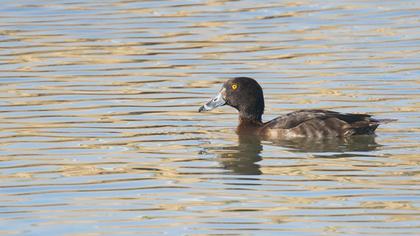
[261,109,388,139]
[199,77,395,139]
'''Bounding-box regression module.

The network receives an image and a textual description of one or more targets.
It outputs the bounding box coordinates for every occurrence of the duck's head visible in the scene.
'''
[199,77,265,122]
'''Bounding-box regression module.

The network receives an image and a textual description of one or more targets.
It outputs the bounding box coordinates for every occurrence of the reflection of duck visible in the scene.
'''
[206,134,380,175]
[217,134,263,175]
[199,77,395,139]
[272,135,380,153]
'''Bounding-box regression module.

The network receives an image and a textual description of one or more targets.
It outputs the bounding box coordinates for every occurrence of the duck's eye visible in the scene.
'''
[231,84,238,90]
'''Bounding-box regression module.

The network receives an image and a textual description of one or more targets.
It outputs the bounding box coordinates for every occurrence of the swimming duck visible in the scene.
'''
[199,77,394,139]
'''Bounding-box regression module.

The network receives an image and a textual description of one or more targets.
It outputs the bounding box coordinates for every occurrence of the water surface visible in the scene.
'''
[1,0,419,235]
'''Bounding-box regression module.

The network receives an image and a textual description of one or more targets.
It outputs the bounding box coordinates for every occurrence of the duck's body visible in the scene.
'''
[199,77,394,139]
[244,109,384,139]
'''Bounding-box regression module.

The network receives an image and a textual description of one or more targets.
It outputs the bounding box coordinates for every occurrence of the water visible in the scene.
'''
[1,0,419,235]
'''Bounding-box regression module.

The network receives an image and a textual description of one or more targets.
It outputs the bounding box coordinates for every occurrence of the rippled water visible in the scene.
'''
[1,0,419,235]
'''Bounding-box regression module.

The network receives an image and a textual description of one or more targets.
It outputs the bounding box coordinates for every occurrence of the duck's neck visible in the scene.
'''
[237,115,263,134]
[235,99,264,133]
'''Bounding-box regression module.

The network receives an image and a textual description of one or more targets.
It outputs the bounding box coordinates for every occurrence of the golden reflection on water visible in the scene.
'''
[1,0,419,235]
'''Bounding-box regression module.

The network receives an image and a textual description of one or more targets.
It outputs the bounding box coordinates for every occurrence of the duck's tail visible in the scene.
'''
[375,119,398,124]
[347,118,397,136]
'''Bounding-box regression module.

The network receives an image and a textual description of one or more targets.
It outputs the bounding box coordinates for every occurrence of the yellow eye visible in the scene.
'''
[231,84,238,90]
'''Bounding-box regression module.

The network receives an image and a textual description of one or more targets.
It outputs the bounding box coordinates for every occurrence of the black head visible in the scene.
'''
[199,77,265,122]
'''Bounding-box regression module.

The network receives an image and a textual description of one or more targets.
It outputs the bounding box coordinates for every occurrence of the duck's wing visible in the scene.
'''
[263,109,384,137]
[263,110,362,129]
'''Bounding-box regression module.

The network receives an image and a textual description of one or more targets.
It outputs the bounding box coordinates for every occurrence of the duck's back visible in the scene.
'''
[261,109,386,139]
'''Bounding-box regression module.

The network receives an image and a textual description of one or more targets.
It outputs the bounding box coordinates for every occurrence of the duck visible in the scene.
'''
[198,77,395,139]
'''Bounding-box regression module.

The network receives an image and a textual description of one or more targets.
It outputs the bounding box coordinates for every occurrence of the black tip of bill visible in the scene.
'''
[198,105,205,112]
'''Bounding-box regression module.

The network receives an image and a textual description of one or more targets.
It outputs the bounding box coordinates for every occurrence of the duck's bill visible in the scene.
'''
[198,90,226,112]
